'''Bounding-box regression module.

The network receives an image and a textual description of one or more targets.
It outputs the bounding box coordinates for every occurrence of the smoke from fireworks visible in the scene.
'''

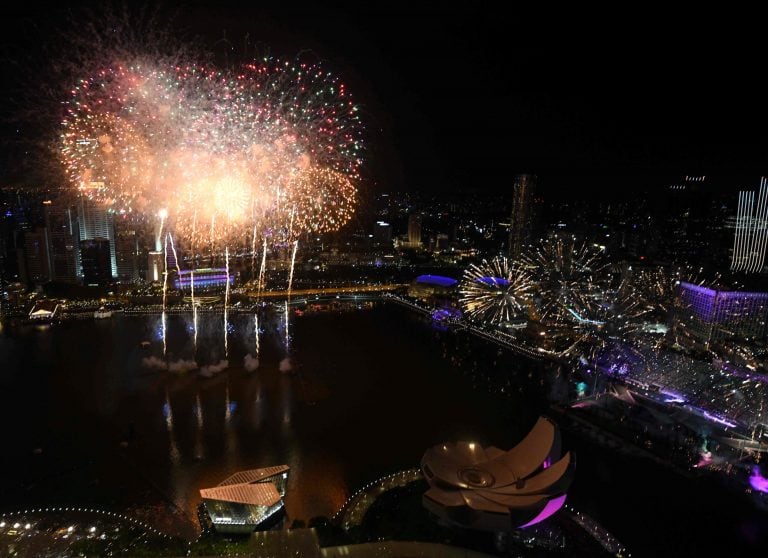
[58,47,363,253]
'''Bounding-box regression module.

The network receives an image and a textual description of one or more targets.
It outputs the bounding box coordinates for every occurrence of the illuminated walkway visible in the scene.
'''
[247,284,405,298]
[333,469,423,531]
[384,294,549,361]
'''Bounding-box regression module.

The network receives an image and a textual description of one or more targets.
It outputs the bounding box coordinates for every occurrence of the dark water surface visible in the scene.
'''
[1,303,767,555]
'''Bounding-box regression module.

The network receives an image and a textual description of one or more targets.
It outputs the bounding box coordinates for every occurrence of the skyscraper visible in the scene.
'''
[115,226,139,282]
[77,198,116,278]
[80,238,112,286]
[147,251,164,282]
[731,177,768,273]
[508,174,536,258]
[22,227,50,285]
[408,214,422,246]
[373,221,392,249]
[44,200,79,283]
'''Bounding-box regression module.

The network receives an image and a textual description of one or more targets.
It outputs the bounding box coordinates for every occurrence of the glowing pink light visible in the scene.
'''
[750,466,768,493]
[520,494,567,529]
[694,451,713,469]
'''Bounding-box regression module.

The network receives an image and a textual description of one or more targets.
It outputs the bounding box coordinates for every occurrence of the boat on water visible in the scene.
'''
[94,307,113,319]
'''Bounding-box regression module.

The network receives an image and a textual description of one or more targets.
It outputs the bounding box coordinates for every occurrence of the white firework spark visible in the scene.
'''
[459,256,533,324]
[522,235,610,326]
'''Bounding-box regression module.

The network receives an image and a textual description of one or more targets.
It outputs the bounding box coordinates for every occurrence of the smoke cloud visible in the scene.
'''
[244,354,260,371]
[279,357,292,373]
[199,359,229,377]
[168,359,198,373]
[142,356,168,370]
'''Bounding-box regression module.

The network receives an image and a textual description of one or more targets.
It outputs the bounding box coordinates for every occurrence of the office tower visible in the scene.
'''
[115,226,139,282]
[80,238,112,286]
[508,174,536,258]
[373,221,392,248]
[44,200,79,283]
[77,198,116,278]
[147,251,164,282]
[22,227,50,285]
[408,214,422,246]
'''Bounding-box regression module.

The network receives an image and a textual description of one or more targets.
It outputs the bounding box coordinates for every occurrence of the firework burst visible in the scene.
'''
[522,236,611,325]
[460,257,533,324]
[57,49,364,252]
[634,265,719,318]
[557,277,651,360]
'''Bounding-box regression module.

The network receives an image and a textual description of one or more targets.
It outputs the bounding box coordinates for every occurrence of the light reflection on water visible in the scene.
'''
[0,303,542,535]
[4,303,767,554]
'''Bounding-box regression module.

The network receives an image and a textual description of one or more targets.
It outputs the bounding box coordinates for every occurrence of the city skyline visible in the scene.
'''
[2,4,768,557]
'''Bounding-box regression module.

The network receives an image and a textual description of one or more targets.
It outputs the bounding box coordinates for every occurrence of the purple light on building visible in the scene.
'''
[660,388,686,404]
[431,308,462,322]
[702,410,738,428]
[520,494,567,529]
[750,466,768,493]
[175,268,233,290]
[475,276,511,288]
[416,275,459,288]
[679,282,768,323]
[416,275,458,288]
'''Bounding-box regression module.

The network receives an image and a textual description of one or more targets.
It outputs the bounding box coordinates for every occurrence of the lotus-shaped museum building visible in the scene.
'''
[421,416,574,531]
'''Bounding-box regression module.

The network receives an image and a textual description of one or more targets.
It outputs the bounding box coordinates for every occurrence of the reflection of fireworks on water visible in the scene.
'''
[459,257,533,324]
[522,236,610,325]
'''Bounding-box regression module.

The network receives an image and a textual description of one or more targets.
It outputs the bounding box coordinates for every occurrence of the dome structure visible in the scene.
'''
[421,416,574,531]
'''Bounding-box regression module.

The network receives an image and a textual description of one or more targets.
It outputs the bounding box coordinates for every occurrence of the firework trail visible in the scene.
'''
[162,234,169,355]
[52,17,366,360]
[255,313,260,358]
[168,233,182,276]
[288,240,299,298]
[251,223,259,278]
[258,237,268,295]
[224,246,230,358]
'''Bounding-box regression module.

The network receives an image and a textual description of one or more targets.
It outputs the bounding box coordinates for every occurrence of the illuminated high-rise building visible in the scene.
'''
[147,251,164,282]
[80,238,112,286]
[44,200,79,283]
[731,177,768,273]
[22,227,50,285]
[508,174,536,258]
[115,225,139,283]
[408,214,422,246]
[77,198,116,278]
[676,282,768,344]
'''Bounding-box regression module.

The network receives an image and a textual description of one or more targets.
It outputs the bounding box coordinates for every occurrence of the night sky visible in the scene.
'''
[2,2,768,198]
